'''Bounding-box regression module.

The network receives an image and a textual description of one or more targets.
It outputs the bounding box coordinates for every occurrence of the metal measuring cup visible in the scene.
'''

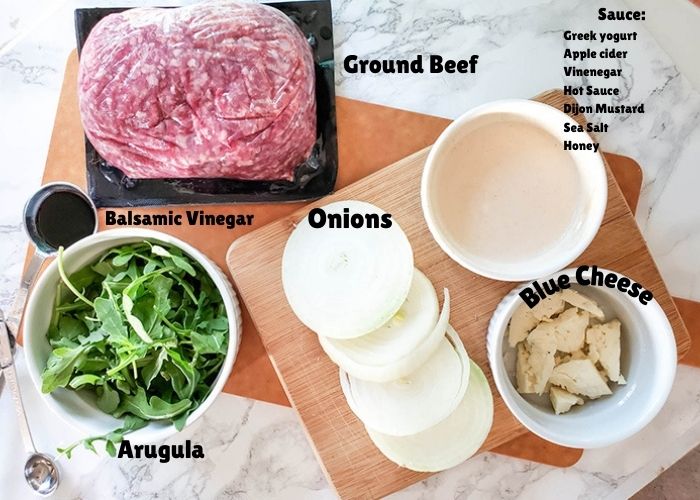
[6,182,98,335]
[0,182,97,496]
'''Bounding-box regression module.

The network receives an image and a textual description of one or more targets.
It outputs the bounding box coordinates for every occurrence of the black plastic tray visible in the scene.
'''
[75,2,337,207]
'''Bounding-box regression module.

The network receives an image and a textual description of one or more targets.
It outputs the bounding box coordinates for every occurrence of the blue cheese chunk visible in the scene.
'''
[586,319,624,383]
[549,386,584,414]
[555,349,587,365]
[530,307,589,353]
[518,325,557,395]
[561,289,605,321]
[508,303,539,347]
[530,294,565,321]
[549,359,612,399]
[516,343,536,394]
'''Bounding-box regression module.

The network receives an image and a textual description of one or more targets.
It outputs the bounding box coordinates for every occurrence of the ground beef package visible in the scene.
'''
[75,1,336,207]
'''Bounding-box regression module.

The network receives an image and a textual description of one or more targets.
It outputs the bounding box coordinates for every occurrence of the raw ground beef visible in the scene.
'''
[78,1,316,181]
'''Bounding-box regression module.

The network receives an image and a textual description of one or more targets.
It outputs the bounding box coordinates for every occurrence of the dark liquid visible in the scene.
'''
[35,191,96,250]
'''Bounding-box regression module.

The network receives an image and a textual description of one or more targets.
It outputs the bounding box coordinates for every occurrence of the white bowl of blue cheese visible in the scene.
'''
[486,267,677,448]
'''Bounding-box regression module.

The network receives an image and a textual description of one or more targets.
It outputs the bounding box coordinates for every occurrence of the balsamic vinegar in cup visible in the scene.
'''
[33,190,96,251]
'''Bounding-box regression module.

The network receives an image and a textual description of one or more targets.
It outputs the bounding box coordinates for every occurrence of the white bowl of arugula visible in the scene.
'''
[23,228,241,456]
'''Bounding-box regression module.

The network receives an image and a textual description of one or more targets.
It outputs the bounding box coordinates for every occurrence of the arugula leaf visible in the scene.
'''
[191,330,227,355]
[78,359,110,372]
[173,411,189,432]
[57,316,88,341]
[59,415,148,459]
[132,294,158,333]
[143,261,158,274]
[150,245,171,258]
[96,383,120,413]
[91,260,114,277]
[104,440,116,457]
[79,329,106,346]
[69,265,101,292]
[68,374,103,389]
[141,348,168,389]
[122,294,153,344]
[126,260,139,281]
[165,349,198,400]
[57,247,94,307]
[112,253,132,267]
[148,275,173,316]
[207,316,229,331]
[93,297,128,339]
[115,378,133,395]
[41,345,89,393]
[168,254,197,277]
[115,387,192,420]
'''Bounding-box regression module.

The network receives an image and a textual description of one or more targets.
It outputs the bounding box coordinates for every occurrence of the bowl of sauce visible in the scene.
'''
[421,99,607,281]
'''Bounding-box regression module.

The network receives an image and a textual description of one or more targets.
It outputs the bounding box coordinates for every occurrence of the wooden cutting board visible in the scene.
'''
[35,51,586,469]
[226,91,690,498]
[35,52,697,483]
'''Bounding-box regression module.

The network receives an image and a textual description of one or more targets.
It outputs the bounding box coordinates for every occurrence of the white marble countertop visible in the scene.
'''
[1,0,699,498]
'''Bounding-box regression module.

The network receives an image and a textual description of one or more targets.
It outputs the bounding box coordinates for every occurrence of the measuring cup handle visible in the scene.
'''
[6,251,46,338]
[0,321,37,454]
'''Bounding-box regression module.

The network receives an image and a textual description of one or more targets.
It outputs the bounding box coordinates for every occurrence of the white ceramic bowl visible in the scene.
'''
[421,99,608,281]
[486,267,677,448]
[23,228,242,444]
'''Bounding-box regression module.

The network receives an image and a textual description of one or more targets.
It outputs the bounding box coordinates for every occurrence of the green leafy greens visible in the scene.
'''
[42,242,229,457]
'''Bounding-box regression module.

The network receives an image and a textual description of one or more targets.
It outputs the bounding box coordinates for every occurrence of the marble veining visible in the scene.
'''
[1,0,699,498]
[0,53,57,85]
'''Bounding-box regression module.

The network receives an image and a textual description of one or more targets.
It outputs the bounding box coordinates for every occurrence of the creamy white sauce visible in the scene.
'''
[433,117,581,263]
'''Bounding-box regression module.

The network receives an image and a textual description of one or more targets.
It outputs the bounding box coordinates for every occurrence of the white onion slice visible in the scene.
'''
[282,200,414,339]
[340,325,469,436]
[321,269,438,365]
[320,270,451,382]
[367,355,494,472]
